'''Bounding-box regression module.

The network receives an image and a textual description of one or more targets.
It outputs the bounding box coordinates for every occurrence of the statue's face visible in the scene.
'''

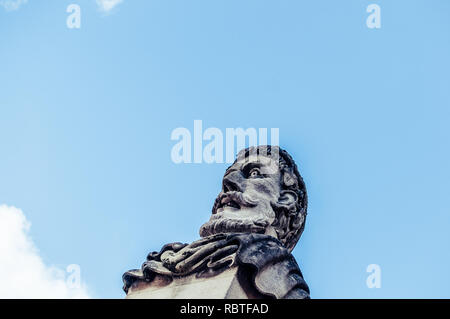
[199,155,282,238]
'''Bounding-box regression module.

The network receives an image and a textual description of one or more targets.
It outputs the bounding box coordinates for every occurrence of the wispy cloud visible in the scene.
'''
[96,0,123,13]
[0,205,90,298]
[0,0,27,11]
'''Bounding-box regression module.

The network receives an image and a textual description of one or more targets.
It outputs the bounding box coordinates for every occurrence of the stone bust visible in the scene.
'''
[123,145,310,299]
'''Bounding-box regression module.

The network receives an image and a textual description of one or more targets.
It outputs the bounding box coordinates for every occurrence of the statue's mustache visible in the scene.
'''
[212,191,258,214]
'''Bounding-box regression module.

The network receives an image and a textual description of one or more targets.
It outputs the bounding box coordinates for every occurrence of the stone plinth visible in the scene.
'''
[125,266,263,299]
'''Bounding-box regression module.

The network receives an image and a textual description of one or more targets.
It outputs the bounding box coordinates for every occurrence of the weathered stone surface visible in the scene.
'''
[126,267,242,299]
[123,233,309,298]
[123,146,310,299]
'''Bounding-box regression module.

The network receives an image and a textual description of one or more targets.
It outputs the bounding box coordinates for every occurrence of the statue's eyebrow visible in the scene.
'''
[223,161,260,177]
[241,161,263,174]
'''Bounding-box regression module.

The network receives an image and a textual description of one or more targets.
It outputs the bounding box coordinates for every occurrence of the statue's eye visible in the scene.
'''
[249,168,261,178]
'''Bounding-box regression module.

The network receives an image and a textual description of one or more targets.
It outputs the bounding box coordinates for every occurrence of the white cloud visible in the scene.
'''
[96,0,123,12]
[0,205,90,298]
[0,0,27,11]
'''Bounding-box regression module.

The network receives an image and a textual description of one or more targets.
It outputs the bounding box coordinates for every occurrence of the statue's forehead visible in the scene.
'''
[235,154,274,164]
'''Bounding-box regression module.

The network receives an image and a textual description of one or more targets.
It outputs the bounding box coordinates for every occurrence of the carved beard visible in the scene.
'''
[199,215,271,237]
[199,191,272,237]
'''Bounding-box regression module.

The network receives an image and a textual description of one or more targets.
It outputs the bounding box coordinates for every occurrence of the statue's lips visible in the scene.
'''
[216,196,240,212]
[213,191,248,214]
[216,201,240,214]
[212,191,258,215]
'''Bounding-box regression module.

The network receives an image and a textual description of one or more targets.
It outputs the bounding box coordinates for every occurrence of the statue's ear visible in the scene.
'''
[277,190,298,208]
[283,173,296,187]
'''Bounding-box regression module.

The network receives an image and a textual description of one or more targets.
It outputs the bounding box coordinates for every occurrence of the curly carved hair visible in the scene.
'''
[233,145,308,252]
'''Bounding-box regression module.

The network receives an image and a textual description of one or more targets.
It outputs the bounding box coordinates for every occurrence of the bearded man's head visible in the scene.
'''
[199,145,308,252]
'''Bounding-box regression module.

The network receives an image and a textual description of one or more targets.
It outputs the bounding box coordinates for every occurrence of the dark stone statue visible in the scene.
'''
[123,146,310,299]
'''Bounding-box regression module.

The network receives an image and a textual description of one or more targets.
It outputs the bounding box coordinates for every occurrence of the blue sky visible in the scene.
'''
[0,0,449,298]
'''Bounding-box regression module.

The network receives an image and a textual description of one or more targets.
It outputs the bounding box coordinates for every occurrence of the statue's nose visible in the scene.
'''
[222,171,244,193]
